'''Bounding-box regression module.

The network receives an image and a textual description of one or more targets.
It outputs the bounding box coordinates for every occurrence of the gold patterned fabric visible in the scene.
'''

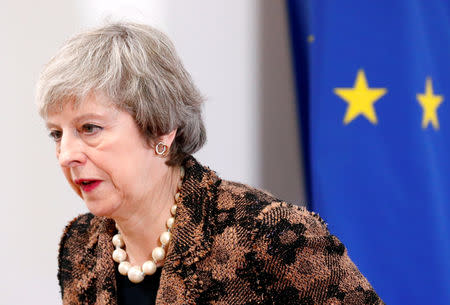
[58,156,384,304]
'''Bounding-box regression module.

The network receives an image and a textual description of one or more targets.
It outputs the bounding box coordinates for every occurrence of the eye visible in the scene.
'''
[48,130,62,142]
[81,123,103,135]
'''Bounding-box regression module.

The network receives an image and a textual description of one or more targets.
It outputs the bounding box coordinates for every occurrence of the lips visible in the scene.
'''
[74,179,102,192]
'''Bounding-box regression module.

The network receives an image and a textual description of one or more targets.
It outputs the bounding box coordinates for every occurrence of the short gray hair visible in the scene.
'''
[36,22,206,165]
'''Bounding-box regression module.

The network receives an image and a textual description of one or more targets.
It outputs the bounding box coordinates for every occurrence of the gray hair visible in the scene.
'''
[36,22,206,165]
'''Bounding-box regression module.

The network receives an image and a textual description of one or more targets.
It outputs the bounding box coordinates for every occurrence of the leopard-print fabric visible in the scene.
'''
[58,156,384,304]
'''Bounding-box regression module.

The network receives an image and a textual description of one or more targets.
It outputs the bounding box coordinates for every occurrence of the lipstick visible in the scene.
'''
[74,179,102,192]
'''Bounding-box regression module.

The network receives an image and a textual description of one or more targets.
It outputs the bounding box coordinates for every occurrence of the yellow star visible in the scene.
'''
[334,69,387,125]
[417,77,443,130]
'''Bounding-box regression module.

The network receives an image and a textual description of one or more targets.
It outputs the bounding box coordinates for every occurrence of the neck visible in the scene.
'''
[114,165,180,266]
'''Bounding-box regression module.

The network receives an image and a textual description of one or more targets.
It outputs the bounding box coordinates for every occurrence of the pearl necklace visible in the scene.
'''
[112,167,184,283]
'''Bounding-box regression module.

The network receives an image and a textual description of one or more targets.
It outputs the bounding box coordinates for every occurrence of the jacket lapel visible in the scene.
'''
[94,217,118,304]
[156,156,220,304]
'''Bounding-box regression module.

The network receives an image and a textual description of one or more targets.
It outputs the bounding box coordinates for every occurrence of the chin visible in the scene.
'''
[84,198,120,217]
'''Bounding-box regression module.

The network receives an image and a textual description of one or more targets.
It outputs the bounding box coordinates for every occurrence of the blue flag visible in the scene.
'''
[287,1,450,304]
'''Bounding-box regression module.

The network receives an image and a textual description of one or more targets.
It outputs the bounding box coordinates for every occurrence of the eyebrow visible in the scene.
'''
[45,113,109,129]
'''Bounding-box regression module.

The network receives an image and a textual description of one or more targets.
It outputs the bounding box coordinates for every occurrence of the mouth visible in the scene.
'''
[74,179,102,192]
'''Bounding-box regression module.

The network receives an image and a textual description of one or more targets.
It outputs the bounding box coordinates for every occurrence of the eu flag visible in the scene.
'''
[287,1,450,304]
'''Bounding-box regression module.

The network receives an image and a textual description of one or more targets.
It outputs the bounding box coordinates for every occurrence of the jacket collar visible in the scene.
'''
[168,155,221,265]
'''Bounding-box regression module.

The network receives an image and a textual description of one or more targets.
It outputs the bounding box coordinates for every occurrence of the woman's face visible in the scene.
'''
[46,93,168,217]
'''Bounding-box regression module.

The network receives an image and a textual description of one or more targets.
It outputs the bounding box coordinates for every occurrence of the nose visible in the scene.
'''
[57,132,86,168]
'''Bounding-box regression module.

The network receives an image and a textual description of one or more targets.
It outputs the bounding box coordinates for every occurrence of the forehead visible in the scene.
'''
[46,93,119,126]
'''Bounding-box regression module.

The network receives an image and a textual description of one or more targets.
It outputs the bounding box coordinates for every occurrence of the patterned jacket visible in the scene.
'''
[58,156,384,304]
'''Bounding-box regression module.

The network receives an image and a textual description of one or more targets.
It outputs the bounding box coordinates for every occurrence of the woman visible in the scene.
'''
[37,22,383,304]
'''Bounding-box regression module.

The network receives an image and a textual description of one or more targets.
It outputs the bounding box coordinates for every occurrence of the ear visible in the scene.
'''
[158,129,177,149]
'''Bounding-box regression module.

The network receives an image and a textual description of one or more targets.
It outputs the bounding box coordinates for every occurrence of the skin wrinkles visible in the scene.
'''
[46,92,180,266]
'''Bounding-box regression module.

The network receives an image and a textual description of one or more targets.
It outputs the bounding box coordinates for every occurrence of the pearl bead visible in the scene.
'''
[171,204,177,216]
[180,166,185,178]
[160,231,171,245]
[112,234,124,247]
[118,261,131,276]
[111,166,183,283]
[128,266,145,283]
[152,247,166,262]
[142,260,157,275]
[166,217,175,229]
[112,248,127,263]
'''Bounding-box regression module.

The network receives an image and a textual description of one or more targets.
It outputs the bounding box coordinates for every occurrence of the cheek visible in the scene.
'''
[104,155,151,200]
[95,135,155,198]
[108,162,135,191]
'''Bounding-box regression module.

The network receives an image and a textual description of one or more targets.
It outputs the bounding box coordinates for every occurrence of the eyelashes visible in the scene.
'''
[48,124,104,142]
[81,123,103,135]
[48,130,62,142]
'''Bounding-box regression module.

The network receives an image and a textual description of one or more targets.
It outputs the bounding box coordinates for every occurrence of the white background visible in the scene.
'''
[0,1,305,304]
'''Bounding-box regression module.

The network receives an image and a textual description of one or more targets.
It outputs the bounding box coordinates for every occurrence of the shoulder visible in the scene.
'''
[57,213,98,294]
[216,180,279,211]
[60,213,96,236]
[58,213,97,256]
[213,179,332,261]
[215,180,383,304]
[57,214,116,303]
[216,179,326,236]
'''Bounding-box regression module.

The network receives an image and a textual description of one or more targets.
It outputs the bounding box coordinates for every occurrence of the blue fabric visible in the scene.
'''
[287,1,450,304]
